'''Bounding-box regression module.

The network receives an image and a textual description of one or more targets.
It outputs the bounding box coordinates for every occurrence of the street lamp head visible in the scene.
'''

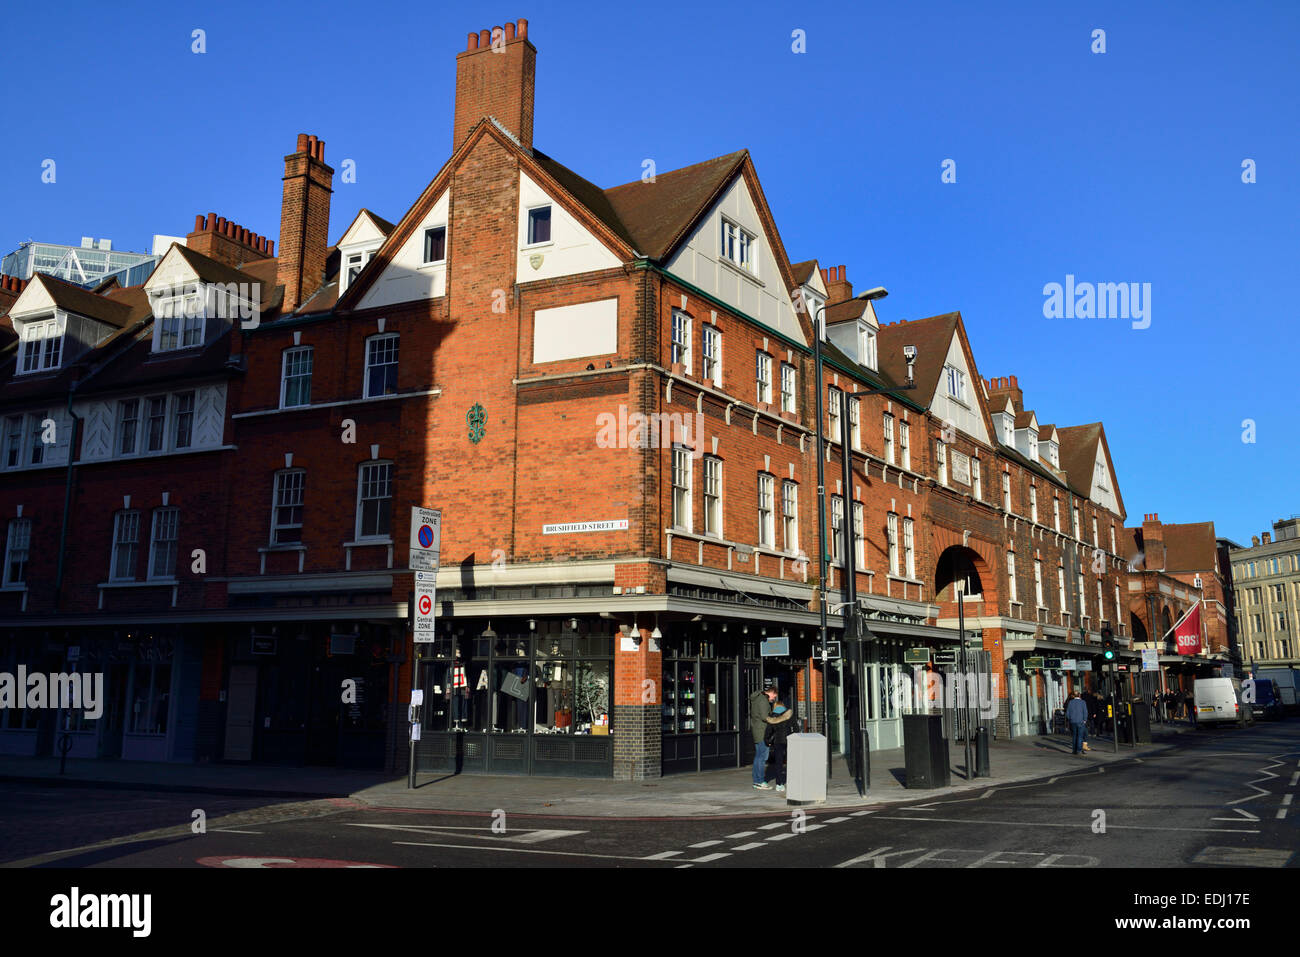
[858,286,888,302]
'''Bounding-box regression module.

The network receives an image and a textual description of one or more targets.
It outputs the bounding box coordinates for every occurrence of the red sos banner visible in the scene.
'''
[1174,602,1203,655]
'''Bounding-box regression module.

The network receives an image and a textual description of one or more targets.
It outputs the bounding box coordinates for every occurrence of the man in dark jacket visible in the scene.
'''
[1066,691,1090,754]
[748,684,787,790]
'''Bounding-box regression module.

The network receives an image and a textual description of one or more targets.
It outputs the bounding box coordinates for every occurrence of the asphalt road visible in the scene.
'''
[3,720,1298,870]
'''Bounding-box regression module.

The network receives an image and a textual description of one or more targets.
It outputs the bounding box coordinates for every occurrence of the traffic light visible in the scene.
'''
[1101,627,1116,662]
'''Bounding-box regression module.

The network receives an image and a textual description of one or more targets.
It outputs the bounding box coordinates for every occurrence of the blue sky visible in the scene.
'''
[2,0,1296,545]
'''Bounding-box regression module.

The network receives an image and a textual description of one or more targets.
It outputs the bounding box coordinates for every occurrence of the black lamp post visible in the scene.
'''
[813,299,917,796]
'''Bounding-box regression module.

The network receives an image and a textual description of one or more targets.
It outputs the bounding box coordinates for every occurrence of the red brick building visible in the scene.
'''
[0,17,1174,776]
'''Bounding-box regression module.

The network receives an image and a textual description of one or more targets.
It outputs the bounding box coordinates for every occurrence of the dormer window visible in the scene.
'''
[720,218,755,273]
[18,318,62,374]
[154,284,203,351]
[1002,413,1014,445]
[1047,442,1060,468]
[860,326,877,370]
[1029,430,1038,461]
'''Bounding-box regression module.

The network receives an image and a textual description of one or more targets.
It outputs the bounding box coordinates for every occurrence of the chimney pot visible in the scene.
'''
[316,139,325,161]
[492,26,504,45]
[205,213,216,231]
[505,22,516,39]
[296,133,309,153]
[479,28,491,45]
[467,31,479,50]
[517,18,528,37]
[268,240,275,257]
[194,214,204,231]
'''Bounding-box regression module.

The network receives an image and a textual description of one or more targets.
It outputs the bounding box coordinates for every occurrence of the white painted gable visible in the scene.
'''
[7,279,57,320]
[359,191,450,310]
[1090,441,1120,514]
[516,171,622,282]
[928,331,989,444]
[662,175,806,346]
[338,211,389,249]
[144,246,200,295]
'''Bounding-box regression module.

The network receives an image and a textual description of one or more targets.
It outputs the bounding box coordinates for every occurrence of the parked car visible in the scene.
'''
[1242,678,1285,721]
[1193,677,1253,728]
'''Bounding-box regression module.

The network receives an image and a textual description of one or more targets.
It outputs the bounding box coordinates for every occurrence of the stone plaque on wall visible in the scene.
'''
[951,450,971,486]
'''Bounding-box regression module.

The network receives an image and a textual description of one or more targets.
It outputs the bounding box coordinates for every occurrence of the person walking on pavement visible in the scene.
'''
[1085,690,1101,736]
[1066,691,1090,754]
[748,684,791,790]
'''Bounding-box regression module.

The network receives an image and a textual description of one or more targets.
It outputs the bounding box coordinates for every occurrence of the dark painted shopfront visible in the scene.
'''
[412,618,613,777]
[218,620,398,769]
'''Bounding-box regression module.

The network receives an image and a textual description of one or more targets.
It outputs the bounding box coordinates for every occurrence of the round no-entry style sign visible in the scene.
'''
[418,594,433,615]
[418,524,435,549]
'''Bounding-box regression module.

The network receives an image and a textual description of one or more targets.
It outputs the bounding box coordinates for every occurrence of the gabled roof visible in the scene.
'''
[790,260,818,285]
[877,313,959,406]
[1014,409,1038,430]
[826,298,868,325]
[1056,422,1126,518]
[1038,423,1059,442]
[335,207,397,248]
[603,150,748,260]
[532,149,639,250]
[171,244,262,289]
[17,273,136,328]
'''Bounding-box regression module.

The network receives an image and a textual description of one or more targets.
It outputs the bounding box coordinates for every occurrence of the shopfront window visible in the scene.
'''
[128,661,171,734]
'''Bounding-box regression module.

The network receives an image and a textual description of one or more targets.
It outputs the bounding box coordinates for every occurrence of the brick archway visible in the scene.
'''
[931,526,999,606]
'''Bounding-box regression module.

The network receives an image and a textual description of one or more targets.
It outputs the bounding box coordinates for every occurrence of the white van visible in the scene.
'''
[1193,677,1252,728]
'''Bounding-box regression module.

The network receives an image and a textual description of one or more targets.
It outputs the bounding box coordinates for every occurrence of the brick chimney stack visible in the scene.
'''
[1262,532,1272,545]
[186,213,274,267]
[985,376,1025,413]
[454,19,536,153]
[820,265,853,304]
[277,133,334,314]
[1142,513,1166,570]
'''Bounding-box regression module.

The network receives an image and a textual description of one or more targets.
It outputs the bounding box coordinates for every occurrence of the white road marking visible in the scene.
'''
[725,830,758,838]
[880,815,1258,834]
[688,852,730,863]
[802,824,827,832]
[850,810,875,816]
[345,823,586,845]
[766,832,797,841]
[1211,808,1260,823]
[1290,771,1299,787]
[210,829,263,834]
[1192,846,1292,868]
[675,864,693,869]
[825,817,852,823]
[393,842,652,862]
[835,846,925,868]
[687,840,722,849]
[732,842,767,851]
[1284,794,1294,806]
[644,850,683,859]
[1278,809,1288,819]
[758,821,787,830]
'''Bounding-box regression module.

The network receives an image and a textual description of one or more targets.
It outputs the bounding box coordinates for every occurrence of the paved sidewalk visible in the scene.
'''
[0,721,1196,818]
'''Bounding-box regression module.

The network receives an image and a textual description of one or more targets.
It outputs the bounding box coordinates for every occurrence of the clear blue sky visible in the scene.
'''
[2,0,1296,545]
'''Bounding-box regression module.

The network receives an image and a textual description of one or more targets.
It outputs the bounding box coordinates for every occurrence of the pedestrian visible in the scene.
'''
[1066,691,1090,754]
[1085,690,1101,736]
[748,683,788,790]
[764,701,797,792]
